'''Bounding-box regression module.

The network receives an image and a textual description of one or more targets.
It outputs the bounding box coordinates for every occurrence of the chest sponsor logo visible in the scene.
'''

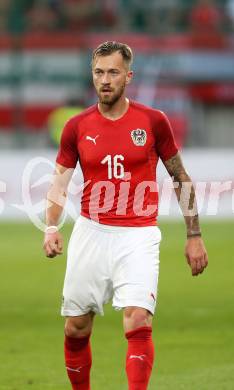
[131,129,147,146]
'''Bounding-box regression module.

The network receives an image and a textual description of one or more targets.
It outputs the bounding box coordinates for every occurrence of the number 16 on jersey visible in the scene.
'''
[101,154,125,179]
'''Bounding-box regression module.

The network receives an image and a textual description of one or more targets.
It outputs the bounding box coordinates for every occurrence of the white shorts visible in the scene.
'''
[61,216,161,317]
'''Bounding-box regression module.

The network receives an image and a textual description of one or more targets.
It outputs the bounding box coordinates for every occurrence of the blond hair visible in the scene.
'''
[92,41,133,68]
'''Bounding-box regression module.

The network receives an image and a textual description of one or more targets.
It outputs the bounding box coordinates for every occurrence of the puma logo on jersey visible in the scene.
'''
[86,135,99,145]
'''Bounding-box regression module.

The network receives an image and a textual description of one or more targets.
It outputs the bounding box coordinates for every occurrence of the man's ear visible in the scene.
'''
[126,71,133,85]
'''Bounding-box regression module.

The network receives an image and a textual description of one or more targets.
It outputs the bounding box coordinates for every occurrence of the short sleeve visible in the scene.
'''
[154,111,178,161]
[56,117,79,168]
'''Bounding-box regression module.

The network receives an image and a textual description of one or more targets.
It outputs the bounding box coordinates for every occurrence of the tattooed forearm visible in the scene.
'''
[163,152,201,237]
[163,153,187,180]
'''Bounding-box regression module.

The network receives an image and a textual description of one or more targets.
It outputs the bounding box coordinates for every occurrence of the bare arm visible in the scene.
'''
[163,152,208,276]
[43,163,74,258]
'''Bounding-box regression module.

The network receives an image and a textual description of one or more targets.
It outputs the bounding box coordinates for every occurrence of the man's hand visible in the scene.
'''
[185,237,208,276]
[43,228,63,259]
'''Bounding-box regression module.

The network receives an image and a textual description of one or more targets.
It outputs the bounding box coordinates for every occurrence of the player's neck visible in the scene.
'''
[98,97,129,121]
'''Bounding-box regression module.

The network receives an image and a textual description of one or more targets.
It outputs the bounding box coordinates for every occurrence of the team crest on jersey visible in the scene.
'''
[131,129,147,146]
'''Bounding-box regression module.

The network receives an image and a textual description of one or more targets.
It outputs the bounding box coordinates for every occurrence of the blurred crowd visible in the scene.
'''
[0,0,234,35]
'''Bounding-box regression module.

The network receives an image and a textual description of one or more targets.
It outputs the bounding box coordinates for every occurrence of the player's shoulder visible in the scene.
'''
[64,104,97,128]
[130,100,167,121]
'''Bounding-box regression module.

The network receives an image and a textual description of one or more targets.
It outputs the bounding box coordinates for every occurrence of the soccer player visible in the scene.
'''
[43,41,208,390]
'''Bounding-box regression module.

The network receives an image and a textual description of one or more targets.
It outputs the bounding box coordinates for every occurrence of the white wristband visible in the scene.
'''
[45,225,58,233]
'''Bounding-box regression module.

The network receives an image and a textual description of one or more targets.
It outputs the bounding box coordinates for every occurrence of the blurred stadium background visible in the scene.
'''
[0,1,234,389]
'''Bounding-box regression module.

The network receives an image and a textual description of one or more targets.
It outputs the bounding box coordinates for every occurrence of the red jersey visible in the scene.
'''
[56,100,178,226]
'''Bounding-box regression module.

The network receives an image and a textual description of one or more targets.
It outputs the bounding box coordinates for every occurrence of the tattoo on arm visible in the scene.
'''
[163,153,201,236]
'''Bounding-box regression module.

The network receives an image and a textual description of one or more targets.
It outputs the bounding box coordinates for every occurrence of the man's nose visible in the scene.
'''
[101,73,111,84]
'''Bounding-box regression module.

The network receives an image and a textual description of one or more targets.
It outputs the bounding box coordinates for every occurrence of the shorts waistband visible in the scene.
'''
[77,215,158,233]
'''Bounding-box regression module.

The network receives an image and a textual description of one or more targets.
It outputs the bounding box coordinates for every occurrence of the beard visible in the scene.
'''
[97,82,126,106]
